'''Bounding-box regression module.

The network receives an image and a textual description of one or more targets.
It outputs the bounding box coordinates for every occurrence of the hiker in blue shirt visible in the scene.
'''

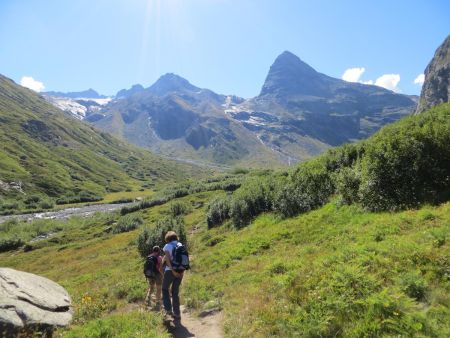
[162,231,184,319]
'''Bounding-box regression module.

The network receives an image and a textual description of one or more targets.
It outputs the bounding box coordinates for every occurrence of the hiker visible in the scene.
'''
[144,246,163,308]
[162,231,189,319]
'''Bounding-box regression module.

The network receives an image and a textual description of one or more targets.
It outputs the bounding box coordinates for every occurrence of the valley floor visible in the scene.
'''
[0,191,449,337]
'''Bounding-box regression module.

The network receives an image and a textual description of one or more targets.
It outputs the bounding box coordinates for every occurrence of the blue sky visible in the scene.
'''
[1,0,449,97]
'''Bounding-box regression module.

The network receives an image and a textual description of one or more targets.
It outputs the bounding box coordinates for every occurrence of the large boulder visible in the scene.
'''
[0,268,72,336]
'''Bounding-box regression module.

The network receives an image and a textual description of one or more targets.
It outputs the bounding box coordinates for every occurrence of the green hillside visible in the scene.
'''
[0,75,207,213]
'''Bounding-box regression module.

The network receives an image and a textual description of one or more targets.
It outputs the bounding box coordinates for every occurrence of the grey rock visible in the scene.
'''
[416,35,450,113]
[0,268,72,334]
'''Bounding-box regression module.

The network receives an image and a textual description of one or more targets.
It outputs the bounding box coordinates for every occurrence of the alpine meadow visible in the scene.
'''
[0,1,449,337]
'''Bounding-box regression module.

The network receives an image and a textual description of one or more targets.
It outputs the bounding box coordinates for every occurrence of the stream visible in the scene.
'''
[0,202,134,224]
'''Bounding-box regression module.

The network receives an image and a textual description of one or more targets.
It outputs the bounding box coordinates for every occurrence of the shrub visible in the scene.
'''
[169,202,190,217]
[206,196,231,228]
[0,237,24,253]
[137,216,187,258]
[230,176,280,228]
[112,213,144,234]
[275,158,334,217]
[334,166,361,205]
[39,200,54,210]
[56,191,102,205]
[358,106,450,211]
[24,195,41,205]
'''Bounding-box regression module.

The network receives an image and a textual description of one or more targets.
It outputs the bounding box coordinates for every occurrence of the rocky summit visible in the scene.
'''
[416,35,450,114]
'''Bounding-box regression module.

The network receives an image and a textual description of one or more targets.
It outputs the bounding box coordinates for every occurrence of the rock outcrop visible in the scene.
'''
[0,268,72,336]
[416,35,450,113]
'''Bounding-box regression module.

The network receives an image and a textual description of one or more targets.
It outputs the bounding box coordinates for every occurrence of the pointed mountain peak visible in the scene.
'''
[260,51,321,97]
[148,73,199,96]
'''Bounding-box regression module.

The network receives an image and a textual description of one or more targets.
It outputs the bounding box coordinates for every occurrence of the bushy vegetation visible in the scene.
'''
[0,194,55,215]
[121,175,243,215]
[206,195,231,229]
[112,213,144,234]
[206,104,450,228]
[56,191,103,205]
[137,215,187,258]
[168,201,191,217]
[0,213,115,252]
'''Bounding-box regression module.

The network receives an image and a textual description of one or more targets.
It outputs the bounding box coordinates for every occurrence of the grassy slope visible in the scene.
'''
[0,74,207,201]
[1,190,448,337]
[187,201,450,337]
[0,191,212,336]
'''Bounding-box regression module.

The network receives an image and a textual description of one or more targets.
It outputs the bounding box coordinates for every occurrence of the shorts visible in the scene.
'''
[147,273,163,285]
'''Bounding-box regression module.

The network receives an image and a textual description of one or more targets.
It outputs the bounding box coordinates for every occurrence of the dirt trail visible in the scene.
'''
[166,306,223,338]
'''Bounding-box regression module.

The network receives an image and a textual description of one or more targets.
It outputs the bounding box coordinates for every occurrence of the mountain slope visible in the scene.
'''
[416,35,450,113]
[0,74,205,202]
[94,74,282,167]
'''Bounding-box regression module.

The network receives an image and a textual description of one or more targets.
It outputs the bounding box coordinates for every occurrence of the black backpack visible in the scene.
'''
[171,242,190,272]
[144,255,159,278]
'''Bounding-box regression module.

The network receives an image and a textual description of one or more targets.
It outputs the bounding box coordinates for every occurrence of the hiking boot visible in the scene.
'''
[163,310,174,318]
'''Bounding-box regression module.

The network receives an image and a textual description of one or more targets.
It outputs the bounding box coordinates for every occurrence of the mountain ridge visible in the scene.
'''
[43,51,417,167]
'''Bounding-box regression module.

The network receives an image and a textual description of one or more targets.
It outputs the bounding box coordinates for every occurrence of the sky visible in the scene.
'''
[0,0,449,98]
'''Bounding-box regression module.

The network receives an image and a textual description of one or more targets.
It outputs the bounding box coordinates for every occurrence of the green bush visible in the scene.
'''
[56,191,102,205]
[230,176,280,228]
[112,214,143,234]
[334,166,361,205]
[169,202,190,217]
[358,105,450,211]
[136,216,187,258]
[24,195,41,205]
[206,196,231,228]
[274,158,334,217]
[39,199,54,209]
[0,237,24,253]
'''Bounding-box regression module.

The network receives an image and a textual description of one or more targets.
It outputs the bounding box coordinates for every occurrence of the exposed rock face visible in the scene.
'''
[0,268,72,336]
[416,35,450,113]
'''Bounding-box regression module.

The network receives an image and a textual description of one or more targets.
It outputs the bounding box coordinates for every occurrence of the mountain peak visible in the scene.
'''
[148,73,199,96]
[260,51,320,97]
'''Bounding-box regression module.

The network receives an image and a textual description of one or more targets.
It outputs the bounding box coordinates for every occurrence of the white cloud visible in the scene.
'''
[20,76,45,92]
[342,66,403,92]
[342,67,366,82]
[374,74,401,92]
[414,73,425,85]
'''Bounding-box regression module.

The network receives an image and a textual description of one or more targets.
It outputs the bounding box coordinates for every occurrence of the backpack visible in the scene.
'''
[144,255,159,278]
[171,242,190,272]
